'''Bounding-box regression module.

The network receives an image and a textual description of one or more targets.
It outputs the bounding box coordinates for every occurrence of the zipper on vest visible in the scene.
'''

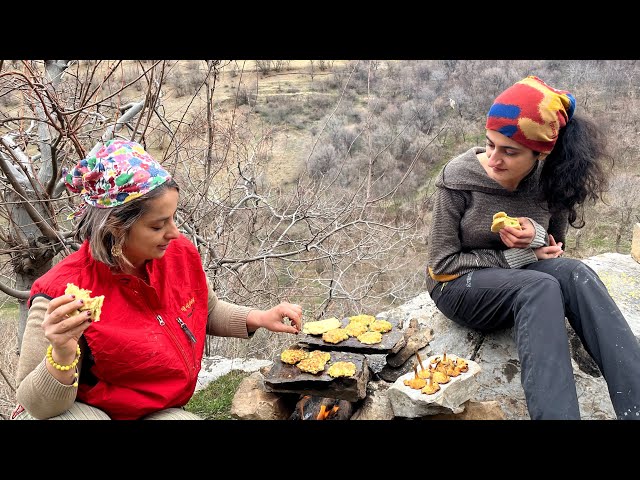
[156,314,196,382]
[176,317,197,343]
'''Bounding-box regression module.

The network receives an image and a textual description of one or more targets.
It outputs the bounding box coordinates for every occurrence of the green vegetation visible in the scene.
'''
[184,370,250,419]
[0,299,19,319]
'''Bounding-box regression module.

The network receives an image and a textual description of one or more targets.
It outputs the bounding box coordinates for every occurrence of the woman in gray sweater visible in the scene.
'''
[426,75,640,420]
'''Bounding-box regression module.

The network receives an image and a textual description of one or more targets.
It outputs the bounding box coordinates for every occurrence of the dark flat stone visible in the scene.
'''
[297,316,405,355]
[263,350,369,402]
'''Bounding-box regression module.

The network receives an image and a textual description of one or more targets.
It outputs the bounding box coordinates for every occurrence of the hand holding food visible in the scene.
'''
[490,211,521,233]
[42,283,101,365]
[493,212,535,248]
[64,283,105,322]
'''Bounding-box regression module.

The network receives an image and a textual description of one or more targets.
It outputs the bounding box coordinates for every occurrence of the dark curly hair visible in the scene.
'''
[538,115,612,228]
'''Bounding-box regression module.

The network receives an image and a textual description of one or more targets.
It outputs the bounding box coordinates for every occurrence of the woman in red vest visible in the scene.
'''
[13,139,302,420]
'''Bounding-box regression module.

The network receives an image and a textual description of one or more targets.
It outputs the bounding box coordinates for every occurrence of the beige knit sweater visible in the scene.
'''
[15,278,253,419]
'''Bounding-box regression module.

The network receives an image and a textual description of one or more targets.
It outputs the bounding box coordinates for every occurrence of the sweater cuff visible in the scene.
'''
[503,247,538,268]
[228,305,254,339]
[528,218,547,249]
[29,358,79,400]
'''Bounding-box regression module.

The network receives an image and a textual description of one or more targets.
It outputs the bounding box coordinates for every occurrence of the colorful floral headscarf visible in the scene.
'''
[65,139,172,212]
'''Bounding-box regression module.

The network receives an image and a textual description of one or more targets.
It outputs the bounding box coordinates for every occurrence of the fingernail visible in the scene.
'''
[70,294,76,299]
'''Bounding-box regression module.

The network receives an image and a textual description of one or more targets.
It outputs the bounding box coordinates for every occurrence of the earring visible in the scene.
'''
[111,244,123,258]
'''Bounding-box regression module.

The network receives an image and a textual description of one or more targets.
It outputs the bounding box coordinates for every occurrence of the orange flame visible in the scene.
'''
[316,405,328,420]
[316,404,340,420]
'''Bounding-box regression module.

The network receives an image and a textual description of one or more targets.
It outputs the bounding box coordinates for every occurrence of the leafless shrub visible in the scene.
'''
[256,60,273,75]
[1,59,639,372]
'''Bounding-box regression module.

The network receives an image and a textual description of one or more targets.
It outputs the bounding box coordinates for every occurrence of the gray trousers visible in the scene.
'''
[430,257,640,420]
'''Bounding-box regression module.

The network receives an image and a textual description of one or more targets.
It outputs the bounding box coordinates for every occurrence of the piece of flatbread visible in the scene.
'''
[491,212,521,233]
[322,328,350,344]
[280,348,308,365]
[302,317,342,335]
[369,319,393,333]
[296,355,329,374]
[357,331,383,345]
[348,314,375,326]
[64,283,105,322]
[327,361,356,378]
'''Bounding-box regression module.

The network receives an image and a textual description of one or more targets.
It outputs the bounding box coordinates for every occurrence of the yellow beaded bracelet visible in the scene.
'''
[46,344,81,387]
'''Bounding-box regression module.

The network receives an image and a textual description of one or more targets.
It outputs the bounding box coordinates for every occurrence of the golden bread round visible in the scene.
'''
[302,317,342,335]
[344,321,369,337]
[308,350,331,362]
[369,319,392,333]
[357,331,383,345]
[348,314,376,326]
[322,328,350,344]
[327,361,357,378]
[296,355,329,374]
[280,348,308,365]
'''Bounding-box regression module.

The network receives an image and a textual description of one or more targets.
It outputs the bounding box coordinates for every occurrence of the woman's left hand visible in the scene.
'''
[499,217,535,248]
[247,302,302,334]
[533,234,564,260]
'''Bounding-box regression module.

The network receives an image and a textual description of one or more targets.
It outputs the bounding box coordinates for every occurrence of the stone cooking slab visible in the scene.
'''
[263,349,369,402]
[297,316,405,355]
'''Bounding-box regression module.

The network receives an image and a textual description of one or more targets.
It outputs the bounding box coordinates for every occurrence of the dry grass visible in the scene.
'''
[0,311,19,421]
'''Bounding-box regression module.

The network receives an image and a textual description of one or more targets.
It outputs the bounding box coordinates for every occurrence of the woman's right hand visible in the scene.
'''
[533,234,564,260]
[42,294,93,363]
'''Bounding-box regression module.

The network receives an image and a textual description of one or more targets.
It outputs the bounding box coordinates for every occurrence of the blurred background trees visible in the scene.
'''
[1,59,638,365]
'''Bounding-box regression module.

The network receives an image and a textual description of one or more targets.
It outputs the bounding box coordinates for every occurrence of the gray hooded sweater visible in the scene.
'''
[425,146,569,294]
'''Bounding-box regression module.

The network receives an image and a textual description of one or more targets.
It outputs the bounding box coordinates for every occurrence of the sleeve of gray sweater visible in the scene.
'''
[427,186,541,282]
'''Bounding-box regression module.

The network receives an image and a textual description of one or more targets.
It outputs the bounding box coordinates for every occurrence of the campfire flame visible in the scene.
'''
[316,404,340,420]
[292,395,351,420]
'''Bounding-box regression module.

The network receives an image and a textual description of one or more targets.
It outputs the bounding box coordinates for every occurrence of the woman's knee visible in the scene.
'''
[142,408,203,420]
[11,402,110,420]
[518,275,563,303]
[520,270,561,291]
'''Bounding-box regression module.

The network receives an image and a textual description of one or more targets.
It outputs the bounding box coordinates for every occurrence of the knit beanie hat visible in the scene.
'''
[485,76,576,154]
[65,139,172,213]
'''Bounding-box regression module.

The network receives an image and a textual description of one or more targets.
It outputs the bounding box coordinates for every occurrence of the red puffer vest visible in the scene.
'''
[29,234,208,420]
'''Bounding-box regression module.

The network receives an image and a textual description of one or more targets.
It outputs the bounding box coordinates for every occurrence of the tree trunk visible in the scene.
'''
[14,60,69,352]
